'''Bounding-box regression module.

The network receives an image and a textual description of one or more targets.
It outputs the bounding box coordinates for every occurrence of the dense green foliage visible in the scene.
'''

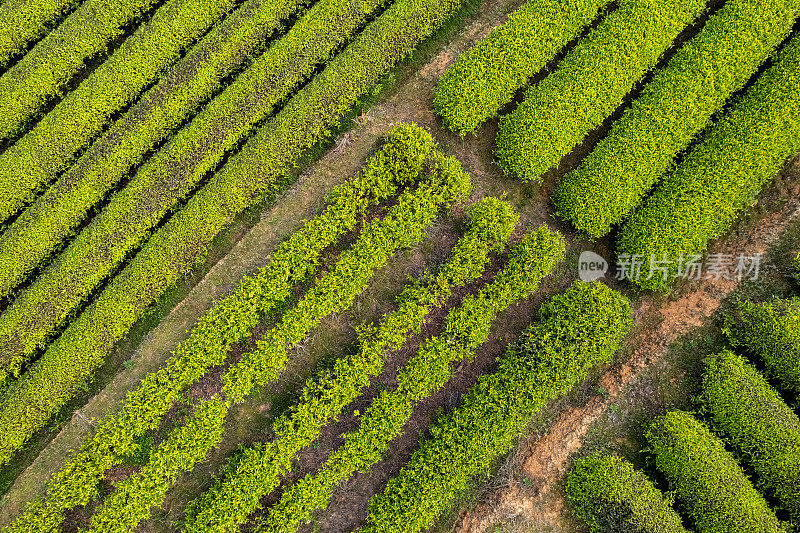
[182,197,518,532]
[700,350,800,520]
[499,0,706,183]
[723,297,800,395]
[0,0,308,301]
[567,453,689,533]
[260,225,565,532]
[0,0,161,142]
[74,155,470,532]
[617,32,800,289]
[0,126,435,532]
[360,281,632,533]
[433,0,609,134]
[0,0,79,70]
[795,253,800,284]
[0,0,241,225]
[0,0,399,372]
[647,410,784,533]
[555,0,799,239]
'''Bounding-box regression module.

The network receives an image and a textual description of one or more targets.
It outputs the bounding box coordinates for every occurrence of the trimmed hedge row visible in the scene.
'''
[260,225,565,533]
[433,0,609,134]
[723,297,800,396]
[647,410,784,533]
[617,31,800,290]
[567,452,689,533]
[498,0,707,183]
[0,0,467,468]
[0,0,242,226]
[0,125,434,532]
[0,0,307,300]
[86,397,229,533]
[181,197,518,532]
[555,0,800,239]
[75,156,470,532]
[0,0,398,372]
[0,0,79,70]
[700,350,800,520]
[0,0,161,142]
[360,281,632,533]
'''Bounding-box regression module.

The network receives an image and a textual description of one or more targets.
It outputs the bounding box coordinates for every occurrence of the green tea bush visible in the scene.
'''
[74,155,470,532]
[567,452,689,533]
[647,410,784,533]
[0,0,398,371]
[0,0,243,225]
[0,0,79,70]
[182,197,518,532]
[617,32,800,289]
[555,0,799,239]
[0,126,434,532]
[794,252,800,284]
[0,0,308,290]
[0,0,162,142]
[723,297,800,396]
[498,0,707,183]
[701,350,800,520]
[259,226,565,533]
[433,0,609,134]
[360,281,632,533]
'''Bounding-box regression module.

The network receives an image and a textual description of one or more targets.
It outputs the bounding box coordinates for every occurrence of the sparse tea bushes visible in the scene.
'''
[647,411,785,533]
[617,32,800,290]
[556,0,800,239]
[723,297,800,396]
[700,350,800,520]
[567,453,689,533]
[360,282,632,533]
[433,0,610,134]
[498,0,707,183]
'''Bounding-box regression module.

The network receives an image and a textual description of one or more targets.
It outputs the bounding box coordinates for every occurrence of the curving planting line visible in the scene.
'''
[182,197,519,532]
[259,225,565,533]
[555,0,800,239]
[359,281,632,533]
[0,0,399,379]
[497,0,707,183]
[616,31,800,290]
[0,0,467,470]
[647,411,784,533]
[0,0,244,225]
[0,0,310,301]
[0,124,434,533]
[81,154,470,533]
[567,452,689,533]
[433,0,610,135]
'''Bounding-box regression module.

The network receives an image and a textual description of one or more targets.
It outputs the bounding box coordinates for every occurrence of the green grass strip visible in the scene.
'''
[182,197,518,532]
[498,0,707,183]
[0,0,466,468]
[0,0,162,142]
[647,410,785,533]
[0,0,80,70]
[259,225,565,533]
[360,281,632,533]
[617,31,800,289]
[433,0,610,135]
[701,350,800,521]
[556,0,799,239]
[0,125,433,533]
[0,0,243,225]
[0,0,308,300]
[567,452,689,533]
[0,0,399,378]
[723,297,800,397]
[81,156,470,532]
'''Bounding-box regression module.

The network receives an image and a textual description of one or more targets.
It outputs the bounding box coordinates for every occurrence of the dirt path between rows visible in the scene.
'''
[454,173,800,533]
